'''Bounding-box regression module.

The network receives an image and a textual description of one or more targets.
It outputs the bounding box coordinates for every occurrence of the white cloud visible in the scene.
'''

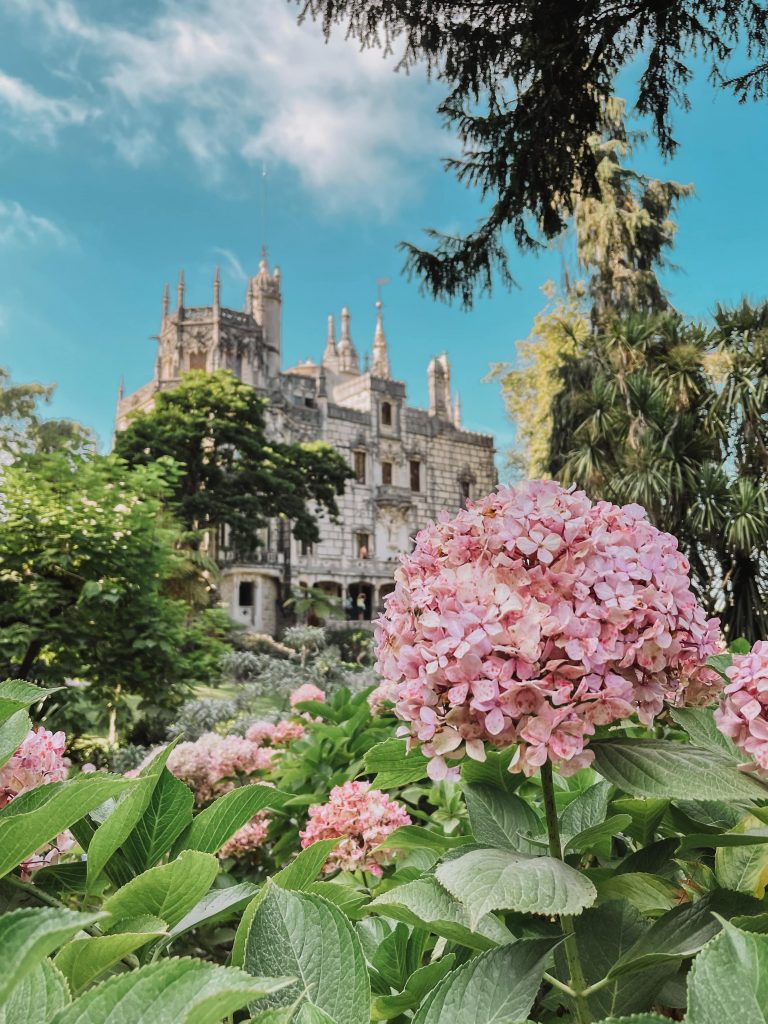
[5,0,446,212]
[214,247,248,283]
[0,200,66,247]
[0,70,94,141]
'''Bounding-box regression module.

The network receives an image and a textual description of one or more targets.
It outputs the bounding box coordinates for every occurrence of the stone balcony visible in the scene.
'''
[373,484,413,509]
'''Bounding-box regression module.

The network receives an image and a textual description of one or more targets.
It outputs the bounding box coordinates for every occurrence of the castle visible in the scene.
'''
[116,252,497,634]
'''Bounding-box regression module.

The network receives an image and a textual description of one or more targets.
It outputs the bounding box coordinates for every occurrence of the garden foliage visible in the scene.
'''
[2,481,768,1022]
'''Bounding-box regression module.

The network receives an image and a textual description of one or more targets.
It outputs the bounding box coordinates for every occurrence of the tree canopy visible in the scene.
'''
[0,451,233,740]
[297,1,768,305]
[113,371,354,558]
[0,366,93,456]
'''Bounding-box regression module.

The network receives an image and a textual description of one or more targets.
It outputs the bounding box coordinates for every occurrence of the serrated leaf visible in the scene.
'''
[686,920,768,1023]
[670,707,740,759]
[121,767,194,874]
[169,881,257,939]
[595,873,678,915]
[0,907,102,1004]
[560,782,611,839]
[554,901,673,1021]
[612,799,669,846]
[174,784,288,856]
[375,825,470,857]
[273,838,339,890]
[296,1005,337,1024]
[436,848,596,926]
[412,940,556,1024]
[304,881,369,919]
[0,707,30,771]
[460,748,519,791]
[54,926,166,994]
[609,890,766,980]
[368,875,513,950]
[715,815,768,897]
[372,956,456,1020]
[566,815,632,855]
[0,960,70,1024]
[364,739,430,787]
[463,784,541,851]
[0,680,60,726]
[592,739,768,801]
[86,741,179,888]
[48,957,289,1024]
[102,850,218,928]
[244,883,370,1024]
[0,774,133,878]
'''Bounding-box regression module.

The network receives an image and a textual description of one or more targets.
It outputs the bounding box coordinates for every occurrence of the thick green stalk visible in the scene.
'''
[540,761,593,1024]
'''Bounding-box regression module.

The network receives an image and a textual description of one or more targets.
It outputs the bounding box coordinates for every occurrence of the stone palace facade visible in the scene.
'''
[116,252,497,634]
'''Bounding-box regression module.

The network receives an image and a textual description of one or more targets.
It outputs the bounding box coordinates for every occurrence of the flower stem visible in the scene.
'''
[540,761,593,1024]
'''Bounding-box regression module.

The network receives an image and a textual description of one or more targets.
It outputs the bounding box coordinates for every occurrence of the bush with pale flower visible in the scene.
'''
[715,640,768,773]
[0,726,67,808]
[0,726,73,875]
[300,780,411,877]
[219,812,271,860]
[164,733,275,804]
[290,683,325,709]
[376,480,720,779]
[245,719,306,747]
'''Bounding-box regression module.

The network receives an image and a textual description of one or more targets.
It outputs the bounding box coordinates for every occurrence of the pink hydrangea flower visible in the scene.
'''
[290,683,326,709]
[164,733,275,804]
[219,811,271,860]
[0,727,67,808]
[300,780,411,877]
[375,480,720,779]
[0,727,72,876]
[246,719,306,747]
[367,682,397,717]
[715,641,768,773]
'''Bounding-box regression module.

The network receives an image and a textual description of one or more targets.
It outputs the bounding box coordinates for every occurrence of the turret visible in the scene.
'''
[428,354,452,419]
[213,266,221,313]
[337,306,360,375]
[322,313,339,372]
[247,248,282,379]
[454,391,462,427]
[371,300,391,379]
[161,283,170,327]
[176,269,185,314]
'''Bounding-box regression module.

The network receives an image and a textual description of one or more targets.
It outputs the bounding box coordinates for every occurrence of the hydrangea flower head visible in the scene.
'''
[245,718,306,747]
[290,683,325,709]
[715,640,768,773]
[219,811,271,860]
[375,480,720,779]
[299,780,411,877]
[0,726,71,876]
[164,733,275,804]
[0,727,67,809]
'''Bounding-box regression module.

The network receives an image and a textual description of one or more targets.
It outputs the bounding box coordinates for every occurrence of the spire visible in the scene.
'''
[337,306,360,374]
[176,269,185,311]
[213,266,221,310]
[322,313,338,369]
[162,283,170,325]
[454,390,462,427]
[371,299,391,378]
[117,376,125,401]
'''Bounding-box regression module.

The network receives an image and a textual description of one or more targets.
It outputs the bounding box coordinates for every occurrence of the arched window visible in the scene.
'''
[381,401,392,426]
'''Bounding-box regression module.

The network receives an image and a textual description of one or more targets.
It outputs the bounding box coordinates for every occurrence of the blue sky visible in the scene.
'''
[2,0,767,466]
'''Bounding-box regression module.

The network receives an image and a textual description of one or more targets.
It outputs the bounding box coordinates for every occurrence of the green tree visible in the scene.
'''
[488,285,590,479]
[0,452,232,742]
[299,1,768,305]
[113,371,353,558]
[0,366,93,456]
